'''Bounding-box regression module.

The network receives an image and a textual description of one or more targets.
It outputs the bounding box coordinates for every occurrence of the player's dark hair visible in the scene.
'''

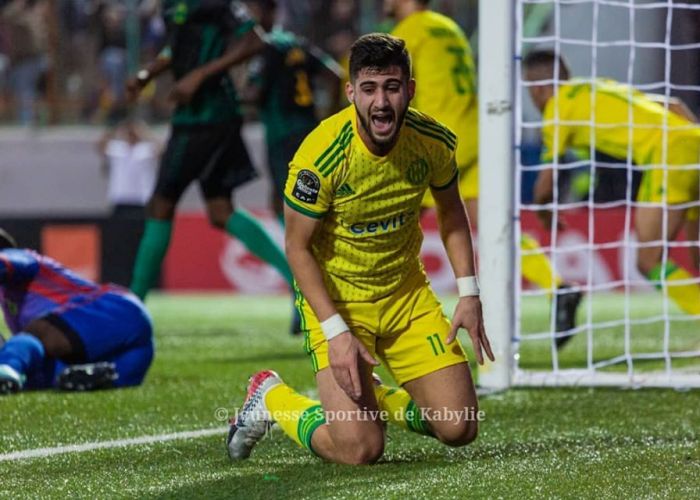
[0,228,17,249]
[349,33,411,82]
[523,49,570,80]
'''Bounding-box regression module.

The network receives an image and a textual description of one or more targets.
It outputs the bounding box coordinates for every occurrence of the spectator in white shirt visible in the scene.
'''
[97,117,160,219]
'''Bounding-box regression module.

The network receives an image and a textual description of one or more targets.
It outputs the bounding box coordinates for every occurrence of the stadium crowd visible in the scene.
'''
[0,0,367,125]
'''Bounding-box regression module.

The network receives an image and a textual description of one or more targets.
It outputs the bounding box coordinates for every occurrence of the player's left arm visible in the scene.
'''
[431,178,495,365]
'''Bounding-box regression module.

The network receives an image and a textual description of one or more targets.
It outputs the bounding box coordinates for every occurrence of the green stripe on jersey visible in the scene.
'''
[315,121,352,168]
[293,281,309,336]
[320,132,354,177]
[405,115,456,147]
[405,120,456,150]
[407,111,457,141]
[405,117,456,148]
[283,196,326,219]
[318,127,353,174]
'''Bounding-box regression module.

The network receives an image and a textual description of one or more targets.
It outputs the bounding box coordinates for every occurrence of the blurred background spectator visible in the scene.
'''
[97,114,160,219]
[0,0,480,126]
[1,0,49,126]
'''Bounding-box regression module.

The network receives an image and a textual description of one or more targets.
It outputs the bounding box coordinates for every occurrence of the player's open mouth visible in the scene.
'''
[371,111,394,135]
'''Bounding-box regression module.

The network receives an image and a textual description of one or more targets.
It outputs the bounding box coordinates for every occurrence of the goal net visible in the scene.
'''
[479,0,700,389]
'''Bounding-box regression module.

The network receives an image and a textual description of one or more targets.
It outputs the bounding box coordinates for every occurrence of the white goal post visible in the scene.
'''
[477,0,516,390]
[478,0,700,390]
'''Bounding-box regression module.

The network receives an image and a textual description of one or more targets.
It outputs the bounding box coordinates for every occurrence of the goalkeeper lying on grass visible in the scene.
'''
[0,228,154,394]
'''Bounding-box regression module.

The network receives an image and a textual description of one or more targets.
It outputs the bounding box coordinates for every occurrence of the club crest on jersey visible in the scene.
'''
[293,169,321,204]
[406,158,429,185]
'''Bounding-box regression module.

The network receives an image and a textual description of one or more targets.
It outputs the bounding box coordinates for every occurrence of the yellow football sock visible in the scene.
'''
[649,261,700,315]
[521,234,563,292]
[265,384,325,451]
[373,384,432,436]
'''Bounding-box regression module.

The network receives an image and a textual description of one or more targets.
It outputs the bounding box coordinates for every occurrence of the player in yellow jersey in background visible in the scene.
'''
[387,0,478,209]
[524,49,700,324]
[386,0,583,341]
[226,33,494,465]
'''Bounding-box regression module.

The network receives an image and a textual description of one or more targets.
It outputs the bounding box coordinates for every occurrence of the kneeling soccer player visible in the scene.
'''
[227,33,494,465]
[0,229,154,394]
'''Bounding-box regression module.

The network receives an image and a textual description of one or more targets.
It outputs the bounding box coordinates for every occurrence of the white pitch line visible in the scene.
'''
[0,426,229,462]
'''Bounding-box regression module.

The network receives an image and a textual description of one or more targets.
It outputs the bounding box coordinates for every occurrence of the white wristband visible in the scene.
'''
[320,313,349,341]
[457,276,480,297]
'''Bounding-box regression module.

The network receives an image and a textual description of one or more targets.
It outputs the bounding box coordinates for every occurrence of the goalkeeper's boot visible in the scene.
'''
[0,364,23,395]
[555,284,583,349]
[227,370,282,460]
[57,362,118,391]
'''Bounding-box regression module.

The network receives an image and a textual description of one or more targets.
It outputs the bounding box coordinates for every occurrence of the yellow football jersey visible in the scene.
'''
[542,78,700,166]
[392,10,478,168]
[284,105,458,302]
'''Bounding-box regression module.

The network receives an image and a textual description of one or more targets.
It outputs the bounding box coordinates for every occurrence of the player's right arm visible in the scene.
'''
[284,134,378,400]
[0,250,39,286]
[533,168,559,230]
[284,206,377,401]
[535,94,573,229]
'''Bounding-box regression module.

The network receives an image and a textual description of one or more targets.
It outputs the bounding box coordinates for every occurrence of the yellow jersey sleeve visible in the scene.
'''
[284,115,353,218]
[431,155,459,190]
[285,144,333,218]
[429,127,458,189]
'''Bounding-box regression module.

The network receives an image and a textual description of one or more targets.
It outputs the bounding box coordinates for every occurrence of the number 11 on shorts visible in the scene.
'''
[427,333,446,356]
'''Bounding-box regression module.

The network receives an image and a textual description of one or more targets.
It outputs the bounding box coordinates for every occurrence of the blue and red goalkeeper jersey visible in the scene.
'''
[0,249,127,333]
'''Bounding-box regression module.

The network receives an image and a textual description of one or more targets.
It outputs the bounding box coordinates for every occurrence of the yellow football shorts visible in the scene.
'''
[637,141,700,220]
[297,273,468,386]
[421,161,479,208]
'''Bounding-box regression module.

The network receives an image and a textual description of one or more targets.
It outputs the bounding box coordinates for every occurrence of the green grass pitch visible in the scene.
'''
[1,294,699,498]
